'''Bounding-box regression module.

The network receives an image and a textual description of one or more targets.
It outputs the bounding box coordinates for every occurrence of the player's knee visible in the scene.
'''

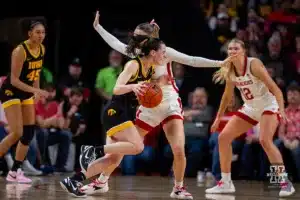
[133,142,144,155]
[259,135,271,149]
[172,145,185,158]
[10,125,23,142]
[20,125,35,146]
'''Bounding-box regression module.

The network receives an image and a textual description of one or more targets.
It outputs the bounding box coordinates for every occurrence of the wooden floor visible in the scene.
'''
[0,174,299,200]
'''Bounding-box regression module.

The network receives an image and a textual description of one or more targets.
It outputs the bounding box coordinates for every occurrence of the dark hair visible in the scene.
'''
[126,38,164,57]
[287,83,300,93]
[70,87,83,97]
[125,22,160,57]
[20,17,46,34]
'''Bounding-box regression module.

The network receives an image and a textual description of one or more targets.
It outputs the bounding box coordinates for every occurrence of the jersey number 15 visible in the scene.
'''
[27,69,41,81]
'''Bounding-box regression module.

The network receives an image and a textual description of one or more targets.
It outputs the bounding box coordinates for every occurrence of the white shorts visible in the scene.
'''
[236,101,279,125]
[135,96,183,131]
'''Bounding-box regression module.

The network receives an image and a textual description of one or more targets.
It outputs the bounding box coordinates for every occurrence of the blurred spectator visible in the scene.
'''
[276,84,300,180]
[211,11,236,56]
[59,87,87,170]
[267,0,299,24]
[59,58,90,100]
[164,87,214,178]
[209,93,244,182]
[288,35,300,82]
[121,126,161,175]
[40,66,54,86]
[240,124,268,180]
[95,50,123,103]
[35,83,72,172]
[172,62,190,106]
[247,0,273,17]
[261,34,286,88]
[208,3,238,33]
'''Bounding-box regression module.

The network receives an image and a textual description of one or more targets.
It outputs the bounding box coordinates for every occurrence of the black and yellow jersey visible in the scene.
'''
[0,41,45,102]
[111,57,155,107]
[4,41,44,87]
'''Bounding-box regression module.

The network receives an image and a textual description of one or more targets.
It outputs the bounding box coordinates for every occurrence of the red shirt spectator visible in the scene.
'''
[284,105,300,140]
[35,100,59,119]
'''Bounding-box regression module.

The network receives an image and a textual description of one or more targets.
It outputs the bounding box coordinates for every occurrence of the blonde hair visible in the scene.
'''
[213,38,246,84]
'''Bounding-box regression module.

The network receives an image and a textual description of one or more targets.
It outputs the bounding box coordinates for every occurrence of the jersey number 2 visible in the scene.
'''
[27,69,41,81]
[241,88,254,100]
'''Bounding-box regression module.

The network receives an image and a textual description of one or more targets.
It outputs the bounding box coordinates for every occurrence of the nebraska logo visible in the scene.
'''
[234,80,253,87]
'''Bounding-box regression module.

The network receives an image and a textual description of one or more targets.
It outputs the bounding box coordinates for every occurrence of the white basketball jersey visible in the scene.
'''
[153,62,179,99]
[231,57,276,106]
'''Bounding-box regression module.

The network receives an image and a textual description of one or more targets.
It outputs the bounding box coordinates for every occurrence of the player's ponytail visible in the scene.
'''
[212,62,234,84]
[126,34,150,57]
[126,22,161,57]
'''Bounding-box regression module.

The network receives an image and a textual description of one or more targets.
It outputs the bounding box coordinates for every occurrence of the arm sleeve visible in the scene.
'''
[95,24,133,58]
[166,47,222,68]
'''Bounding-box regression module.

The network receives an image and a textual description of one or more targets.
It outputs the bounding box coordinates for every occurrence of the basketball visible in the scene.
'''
[138,82,163,108]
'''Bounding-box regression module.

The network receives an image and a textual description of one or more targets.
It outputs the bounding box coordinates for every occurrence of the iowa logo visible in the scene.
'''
[107,109,116,116]
[5,90,13,96]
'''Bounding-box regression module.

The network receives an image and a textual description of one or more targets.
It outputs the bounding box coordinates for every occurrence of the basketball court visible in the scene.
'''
[0,175,299,199]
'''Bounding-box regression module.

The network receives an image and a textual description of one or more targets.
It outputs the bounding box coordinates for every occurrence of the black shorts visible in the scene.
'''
[0,84,34,109]
[102,100,137,137]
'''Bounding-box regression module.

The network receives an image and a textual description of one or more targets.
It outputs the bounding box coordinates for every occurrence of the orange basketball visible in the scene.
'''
[138,83,163,108]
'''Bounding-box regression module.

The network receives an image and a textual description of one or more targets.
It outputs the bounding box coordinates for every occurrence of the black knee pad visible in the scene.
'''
[20,125,35,145]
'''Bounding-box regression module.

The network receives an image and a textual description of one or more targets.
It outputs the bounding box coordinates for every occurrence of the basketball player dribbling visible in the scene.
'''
[205,39,295,197]
[76,11,236,199]
[0,18,48,183]
[60,37,167,197]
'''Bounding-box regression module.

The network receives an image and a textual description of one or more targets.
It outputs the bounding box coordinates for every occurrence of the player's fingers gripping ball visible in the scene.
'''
[138,82,162,108]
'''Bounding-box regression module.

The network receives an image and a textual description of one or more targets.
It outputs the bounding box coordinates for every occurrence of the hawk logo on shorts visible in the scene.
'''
[4,90,13,96]
[107,109,116,116]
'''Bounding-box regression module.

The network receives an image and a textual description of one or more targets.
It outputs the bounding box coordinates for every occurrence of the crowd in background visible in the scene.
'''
[0,0,300,186]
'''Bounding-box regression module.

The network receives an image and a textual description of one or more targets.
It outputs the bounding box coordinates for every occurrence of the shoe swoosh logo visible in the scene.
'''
[84,151,90,159]
[9,174,16,179]
[71,182,78,191]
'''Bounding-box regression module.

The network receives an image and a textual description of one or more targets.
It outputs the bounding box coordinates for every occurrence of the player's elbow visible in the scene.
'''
[113,87,121,95]
[113,85,126,95]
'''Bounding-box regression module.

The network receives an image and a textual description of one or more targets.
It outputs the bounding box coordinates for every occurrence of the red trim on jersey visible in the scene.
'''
[135,118,154,132]
[161,115,183,126]
[242,56,247,76]
[262,110,280,122]
[235,111,258,125]
[167,62,179,93]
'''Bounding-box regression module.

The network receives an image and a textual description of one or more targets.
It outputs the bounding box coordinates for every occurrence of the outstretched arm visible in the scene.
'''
[94,24,130,57]
[166,47,224,68]
[93,11,131,57]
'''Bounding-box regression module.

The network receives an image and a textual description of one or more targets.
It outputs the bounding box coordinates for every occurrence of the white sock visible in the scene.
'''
[98,173,109,182]
[175,181,183,187]
[221,173,231,181]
